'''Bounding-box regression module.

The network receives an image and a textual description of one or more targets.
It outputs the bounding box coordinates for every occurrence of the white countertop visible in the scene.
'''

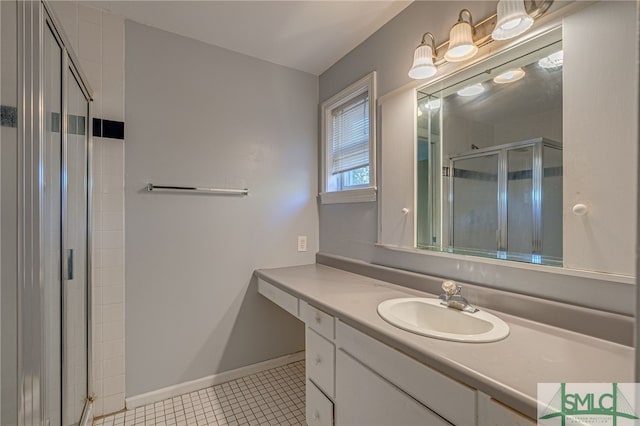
[255,263,634,419]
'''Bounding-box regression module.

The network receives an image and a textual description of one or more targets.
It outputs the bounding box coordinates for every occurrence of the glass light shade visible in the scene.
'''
[538,51,563,69]
[457,83,485,97]
[492,0,534,40]
[408,44,437,79]
[493,67,525,84]
[445,22,478,62]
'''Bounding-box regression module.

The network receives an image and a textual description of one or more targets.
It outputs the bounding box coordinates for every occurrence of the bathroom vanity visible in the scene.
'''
[255,262,633,426]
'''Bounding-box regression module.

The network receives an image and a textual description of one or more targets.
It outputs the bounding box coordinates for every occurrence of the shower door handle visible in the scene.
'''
[67,249,74,280]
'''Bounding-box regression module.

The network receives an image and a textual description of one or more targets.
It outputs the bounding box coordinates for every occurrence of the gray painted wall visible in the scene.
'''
[318,0,528,263]
[318,0,495,263]
[125,22,318,396]
[318,1,637,314]
[319,1,497,102]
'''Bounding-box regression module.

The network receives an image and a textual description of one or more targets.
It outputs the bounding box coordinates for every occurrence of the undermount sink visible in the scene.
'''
[377,298,509,343]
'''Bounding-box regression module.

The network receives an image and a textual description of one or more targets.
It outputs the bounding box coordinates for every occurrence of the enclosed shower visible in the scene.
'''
[447,137,562,264]
[416,38,564,267]
[2,1,93,425]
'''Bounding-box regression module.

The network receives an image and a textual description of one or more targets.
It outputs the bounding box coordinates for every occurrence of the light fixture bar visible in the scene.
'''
[527,0,554,19]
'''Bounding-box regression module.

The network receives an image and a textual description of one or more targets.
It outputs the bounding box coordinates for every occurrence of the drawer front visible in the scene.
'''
[301,300,335,340]
[336,320,476,426]
[477,392,536,426]
[335,349,450,426]
[257,278,299,317]
[306,328,335,399]
[307,379,334,426]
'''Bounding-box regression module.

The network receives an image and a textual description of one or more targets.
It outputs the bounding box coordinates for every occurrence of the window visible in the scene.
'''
[320,72,376,204]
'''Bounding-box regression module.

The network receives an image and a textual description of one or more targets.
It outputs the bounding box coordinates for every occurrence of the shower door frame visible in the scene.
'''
[16,1,94,425]
[447,137,561,261]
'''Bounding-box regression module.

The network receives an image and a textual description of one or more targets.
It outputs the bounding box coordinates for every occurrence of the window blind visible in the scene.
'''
[331,92,369,175]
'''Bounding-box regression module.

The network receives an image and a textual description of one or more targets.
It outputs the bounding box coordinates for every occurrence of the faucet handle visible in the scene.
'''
[442,280,459,296]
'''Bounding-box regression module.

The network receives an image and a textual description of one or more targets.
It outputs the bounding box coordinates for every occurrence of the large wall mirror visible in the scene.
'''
[416,35,564,266]
[376,1,635,311]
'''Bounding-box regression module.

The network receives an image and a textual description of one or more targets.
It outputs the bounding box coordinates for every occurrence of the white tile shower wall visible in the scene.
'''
[49,1,126,417]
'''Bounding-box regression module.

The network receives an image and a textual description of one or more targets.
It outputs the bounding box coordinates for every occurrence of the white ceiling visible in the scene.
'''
[91,1,412,75]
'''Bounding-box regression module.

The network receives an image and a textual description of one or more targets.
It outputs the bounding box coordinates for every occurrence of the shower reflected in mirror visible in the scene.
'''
[417,40,563,266]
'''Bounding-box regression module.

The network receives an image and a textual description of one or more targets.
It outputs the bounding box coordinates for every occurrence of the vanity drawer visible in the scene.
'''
[257,278,299,317]
[306,379,334,426]
[301,300,335,340]
[335,349,450,426]
[336,320,476,426]
[477,392,535,426]
[306,328,335,399]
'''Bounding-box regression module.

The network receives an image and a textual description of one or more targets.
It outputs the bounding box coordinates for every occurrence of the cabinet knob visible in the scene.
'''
[314,313,322,323]
[315,355,322,365]
[314,409,320,420]
[572,203,589,216]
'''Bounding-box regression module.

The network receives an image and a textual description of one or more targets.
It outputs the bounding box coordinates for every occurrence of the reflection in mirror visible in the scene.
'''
[417,40,563,266]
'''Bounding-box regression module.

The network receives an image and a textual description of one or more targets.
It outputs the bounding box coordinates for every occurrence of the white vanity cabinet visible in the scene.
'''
[257,279,536,426]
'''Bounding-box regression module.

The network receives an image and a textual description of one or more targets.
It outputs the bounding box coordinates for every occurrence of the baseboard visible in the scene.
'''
[125,351,305,409]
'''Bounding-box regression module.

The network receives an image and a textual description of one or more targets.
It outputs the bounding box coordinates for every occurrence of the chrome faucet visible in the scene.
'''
[439,280,479,313]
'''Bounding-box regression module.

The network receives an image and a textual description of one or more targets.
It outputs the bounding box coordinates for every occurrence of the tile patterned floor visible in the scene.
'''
[94,360,305,426]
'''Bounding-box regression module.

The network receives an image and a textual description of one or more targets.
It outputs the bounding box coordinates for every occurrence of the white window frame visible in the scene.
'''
[320,71,377,204]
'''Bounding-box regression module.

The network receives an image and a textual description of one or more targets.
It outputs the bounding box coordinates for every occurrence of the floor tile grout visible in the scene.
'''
[94,360,305,426]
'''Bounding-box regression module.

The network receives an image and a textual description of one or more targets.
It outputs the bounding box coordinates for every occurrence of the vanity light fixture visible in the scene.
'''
[457,83,485,97]
[408,1,553,74]
[493,67,526,84]
[444,9,478,63]
[492,0,534,40]
[538,51,563,69]
[408,32,438,79]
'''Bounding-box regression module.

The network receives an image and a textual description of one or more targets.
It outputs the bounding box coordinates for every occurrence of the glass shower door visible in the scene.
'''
[63,68,90,426]
[43,21,63,426]
[448,139,562,264]
[450,154,500,254]
[1,1,19,424]
[3,3,92,424]
[506,146,535,258]
[542,146,563,261]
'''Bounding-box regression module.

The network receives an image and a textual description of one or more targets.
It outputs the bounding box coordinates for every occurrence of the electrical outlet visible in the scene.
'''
[297,235,307,252]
